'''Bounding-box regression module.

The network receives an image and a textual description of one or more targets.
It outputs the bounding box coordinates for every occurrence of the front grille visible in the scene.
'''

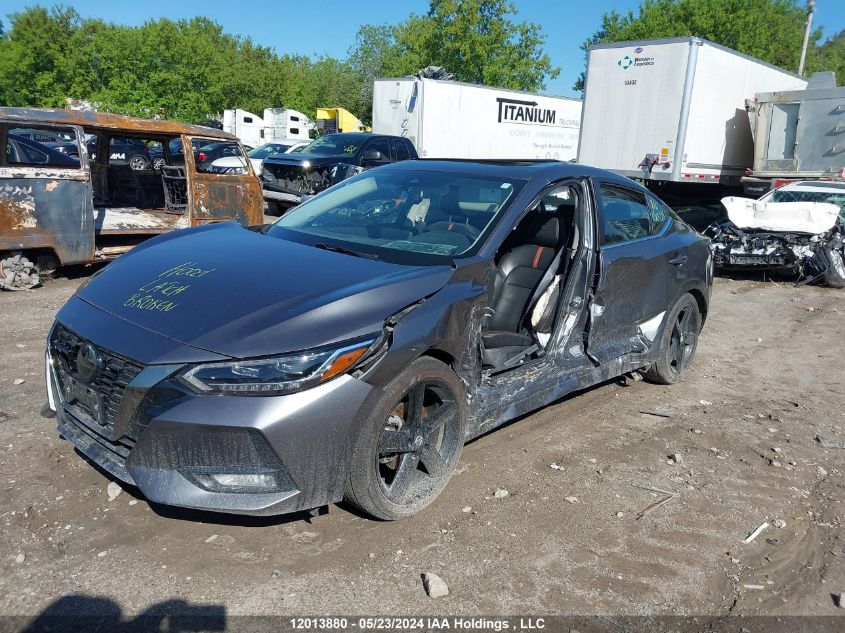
[50,324,144,444]
[264,162,331,195]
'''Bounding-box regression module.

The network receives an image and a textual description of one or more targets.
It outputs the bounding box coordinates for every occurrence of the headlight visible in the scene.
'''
[180,336,383,395]
[261,166,276,183]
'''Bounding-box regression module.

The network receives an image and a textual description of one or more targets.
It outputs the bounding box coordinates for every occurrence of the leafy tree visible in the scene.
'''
[811,30,845,82]
[574,0,820,91]
[0,1,558,124]
[349,1,559,96]
[0,6,82,107]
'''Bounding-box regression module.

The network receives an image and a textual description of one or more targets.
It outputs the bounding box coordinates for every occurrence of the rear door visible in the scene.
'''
[1,123,94,265]
[585,181,674,363]
[185,136,263,226]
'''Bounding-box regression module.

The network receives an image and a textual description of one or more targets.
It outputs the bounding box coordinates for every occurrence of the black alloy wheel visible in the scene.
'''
[376,378,461,504]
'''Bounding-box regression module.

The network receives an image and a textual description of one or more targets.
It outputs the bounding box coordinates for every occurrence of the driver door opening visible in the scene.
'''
[481,183,582,372]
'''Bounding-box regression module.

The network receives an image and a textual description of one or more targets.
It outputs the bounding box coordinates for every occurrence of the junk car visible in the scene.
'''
[45,160,712,520]
[707,181,845,288]
[260,132,418,214]
[0,107,263,290]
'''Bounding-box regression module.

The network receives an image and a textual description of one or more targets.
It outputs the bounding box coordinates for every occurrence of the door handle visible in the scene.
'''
[668,253,688,265]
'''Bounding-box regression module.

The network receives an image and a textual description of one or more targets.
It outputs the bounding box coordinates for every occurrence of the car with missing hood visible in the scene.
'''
[260,132,418,214]
[707,181,845,288]
[45,160,711,520]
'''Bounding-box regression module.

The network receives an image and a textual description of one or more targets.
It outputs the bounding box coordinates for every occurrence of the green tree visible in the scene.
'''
[348,0,560,114]
[575,0,820,91]
[0,6,82,107]
[811,30,845,81]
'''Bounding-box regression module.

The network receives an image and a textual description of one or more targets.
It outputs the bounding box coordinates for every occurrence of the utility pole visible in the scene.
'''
[798,0,816,76]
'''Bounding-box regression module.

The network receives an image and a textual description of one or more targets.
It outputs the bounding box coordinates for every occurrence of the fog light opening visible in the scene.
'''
[207,472,278,489]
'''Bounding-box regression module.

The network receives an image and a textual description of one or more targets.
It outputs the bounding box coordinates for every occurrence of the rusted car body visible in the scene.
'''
[1,108,262,289]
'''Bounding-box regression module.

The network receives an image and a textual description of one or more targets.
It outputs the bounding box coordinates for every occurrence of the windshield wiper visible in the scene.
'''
[313,242,380,260]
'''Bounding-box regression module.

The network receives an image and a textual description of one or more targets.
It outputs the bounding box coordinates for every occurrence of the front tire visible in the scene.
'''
[822,246,845,289]
[644,294,702,385]
[345,357,466,520]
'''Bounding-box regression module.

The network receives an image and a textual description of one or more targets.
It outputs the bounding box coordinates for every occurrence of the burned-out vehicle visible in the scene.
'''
[46,160,711,520]
[0,107,263,290]
[260,132,418,213]
[707,181,845,288]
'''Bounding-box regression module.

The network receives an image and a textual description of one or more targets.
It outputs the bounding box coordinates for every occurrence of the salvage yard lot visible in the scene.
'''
[1,273,844,618]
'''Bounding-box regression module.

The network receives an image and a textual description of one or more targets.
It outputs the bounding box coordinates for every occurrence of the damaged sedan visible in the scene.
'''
[46,160,711,520]
[707,181,845,288]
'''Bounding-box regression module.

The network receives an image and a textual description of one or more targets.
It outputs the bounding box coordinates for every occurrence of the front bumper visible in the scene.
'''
[46,324,377,516]
[262,188,302,205]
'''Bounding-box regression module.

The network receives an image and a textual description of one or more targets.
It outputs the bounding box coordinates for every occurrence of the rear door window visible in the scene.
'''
[646,195,672,234]
[392,138,411,161]
[191,139,249,175]
[599,184,651,244]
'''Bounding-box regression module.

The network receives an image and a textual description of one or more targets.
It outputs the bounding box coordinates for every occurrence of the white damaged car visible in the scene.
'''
[707,181,845,288]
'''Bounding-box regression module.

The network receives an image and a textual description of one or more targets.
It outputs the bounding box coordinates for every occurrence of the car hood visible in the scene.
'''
[75,222,453,359]
[721,196,841,234]
[265,153,348,166]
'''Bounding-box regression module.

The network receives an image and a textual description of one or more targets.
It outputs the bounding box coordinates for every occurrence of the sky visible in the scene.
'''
[3,0,845,97]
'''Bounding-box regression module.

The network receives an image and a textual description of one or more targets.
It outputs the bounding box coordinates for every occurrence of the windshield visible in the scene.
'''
[268,168,524,261]
[767,187,845,220]
[300,134,363,156]
[248,143,290,159]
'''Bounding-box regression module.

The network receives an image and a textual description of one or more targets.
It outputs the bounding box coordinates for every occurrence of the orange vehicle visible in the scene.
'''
[1,107,263,290]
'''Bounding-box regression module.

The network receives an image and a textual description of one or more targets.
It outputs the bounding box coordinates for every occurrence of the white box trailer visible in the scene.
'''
[222,108,313,148]
[577,37,807,184]
[373,77,582,160]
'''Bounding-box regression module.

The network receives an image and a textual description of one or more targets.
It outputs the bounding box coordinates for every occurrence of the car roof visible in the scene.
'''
[780,181,845,192]
[317,132,405,140]
[0,107,237,140]
[377,159,647,188]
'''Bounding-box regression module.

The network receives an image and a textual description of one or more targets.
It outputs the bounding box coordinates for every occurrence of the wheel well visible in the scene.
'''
[687,288,708,323]
[420,348,457,370]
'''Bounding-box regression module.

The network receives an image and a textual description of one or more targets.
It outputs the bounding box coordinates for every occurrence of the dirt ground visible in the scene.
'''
[1,270,843,623]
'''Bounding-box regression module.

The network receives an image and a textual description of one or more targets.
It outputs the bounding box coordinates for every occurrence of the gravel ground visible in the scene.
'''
[1,272,843,623]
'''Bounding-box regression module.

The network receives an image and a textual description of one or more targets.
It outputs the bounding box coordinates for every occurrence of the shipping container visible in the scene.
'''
[372,78,582,160]
[577,37,806,185]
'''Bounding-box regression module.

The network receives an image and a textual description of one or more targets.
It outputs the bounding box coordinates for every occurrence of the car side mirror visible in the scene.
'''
[361,149,383,165]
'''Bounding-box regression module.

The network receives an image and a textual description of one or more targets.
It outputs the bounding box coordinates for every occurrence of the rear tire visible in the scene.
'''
[128,154,150,171]
[644,294,701,385]
[344,357,466,520]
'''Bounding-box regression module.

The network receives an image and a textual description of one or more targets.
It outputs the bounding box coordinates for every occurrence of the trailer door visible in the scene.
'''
[578,40,692,177]
[372,79,420,147]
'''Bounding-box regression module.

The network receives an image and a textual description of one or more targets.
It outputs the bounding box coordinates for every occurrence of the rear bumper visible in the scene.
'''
[46,334,377,516]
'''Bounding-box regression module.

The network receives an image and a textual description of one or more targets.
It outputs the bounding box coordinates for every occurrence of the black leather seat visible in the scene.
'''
[482,213,567,367]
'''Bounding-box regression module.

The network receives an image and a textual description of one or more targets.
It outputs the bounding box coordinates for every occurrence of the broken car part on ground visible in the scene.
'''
[0,107,262,290]
[707,181,845,288]
[45,160,711,520]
